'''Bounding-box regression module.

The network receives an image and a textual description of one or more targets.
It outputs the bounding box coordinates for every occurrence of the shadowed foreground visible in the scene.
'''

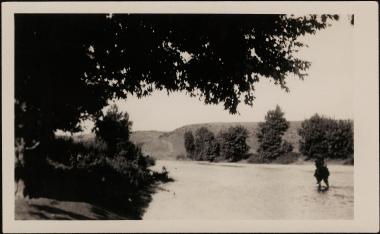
[15,182,164,220]
[16,197,127,220]
[143,160,354,219]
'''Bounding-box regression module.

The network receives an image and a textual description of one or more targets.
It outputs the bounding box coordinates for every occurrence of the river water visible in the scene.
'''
[143,160,353,219]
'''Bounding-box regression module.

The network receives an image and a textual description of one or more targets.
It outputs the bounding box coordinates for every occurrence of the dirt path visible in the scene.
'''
[143,160,354,219]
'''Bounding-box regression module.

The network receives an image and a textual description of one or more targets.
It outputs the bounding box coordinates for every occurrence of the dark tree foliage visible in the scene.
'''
[217,126,250,162]
[93,104,132,155]
[184,131,195,159]
[298,114,353,159]
[256,105,292,161]
[15,14,339,146]
[194,127,219,161]
[16,15,112,146]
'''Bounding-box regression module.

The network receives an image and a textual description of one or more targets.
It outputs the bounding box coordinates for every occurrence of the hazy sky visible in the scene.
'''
[81,17,354,132]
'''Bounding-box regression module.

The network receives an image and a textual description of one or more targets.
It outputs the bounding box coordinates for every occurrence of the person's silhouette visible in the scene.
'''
[314,156,330,190]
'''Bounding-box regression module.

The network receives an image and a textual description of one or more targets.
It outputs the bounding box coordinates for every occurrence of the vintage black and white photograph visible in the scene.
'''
[2,1,379,233]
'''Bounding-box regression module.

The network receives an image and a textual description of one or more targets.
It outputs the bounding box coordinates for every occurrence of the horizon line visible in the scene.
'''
[131,118,354,133]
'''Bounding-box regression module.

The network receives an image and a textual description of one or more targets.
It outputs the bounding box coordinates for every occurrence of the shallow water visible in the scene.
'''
[143,160,353,220]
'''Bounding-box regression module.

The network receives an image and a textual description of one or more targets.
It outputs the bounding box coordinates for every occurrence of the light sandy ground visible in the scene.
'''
[144,160,354,219]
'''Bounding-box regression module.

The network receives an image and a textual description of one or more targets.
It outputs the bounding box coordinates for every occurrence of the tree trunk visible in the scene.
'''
[15,179,27,198]
[15,138,26,198]
[15,138,41,198]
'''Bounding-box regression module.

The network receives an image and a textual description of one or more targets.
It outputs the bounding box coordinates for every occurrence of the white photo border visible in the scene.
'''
[2,1,379,233]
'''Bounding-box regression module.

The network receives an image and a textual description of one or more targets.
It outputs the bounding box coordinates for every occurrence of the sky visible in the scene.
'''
[81,17,354,133]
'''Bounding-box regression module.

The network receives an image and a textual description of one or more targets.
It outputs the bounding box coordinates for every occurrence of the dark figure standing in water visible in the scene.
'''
[314,156,330,190]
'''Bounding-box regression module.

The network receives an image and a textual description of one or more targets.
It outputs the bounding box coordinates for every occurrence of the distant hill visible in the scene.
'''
[130,121,302,160]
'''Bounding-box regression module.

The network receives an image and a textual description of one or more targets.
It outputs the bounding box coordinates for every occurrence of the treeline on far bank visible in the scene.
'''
[182,106,354,164]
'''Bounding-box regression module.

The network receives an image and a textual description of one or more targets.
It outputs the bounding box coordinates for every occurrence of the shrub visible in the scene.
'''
[152,166,173,182]
[176,154,187,160]
[32,138,159,205]
[47,136,107,166]
[15,103,171,218]
[298,114,353,159]
[108,155,150,187]
[247,153,263,164]
[18,120,163,207]
[256,105,293,162]
[272,152,301,164]
[247,152,301,164]
[144,155,156,167]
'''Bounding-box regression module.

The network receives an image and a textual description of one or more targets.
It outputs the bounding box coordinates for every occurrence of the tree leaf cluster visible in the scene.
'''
[193,127,220,161]
[298,114,353,159]
[184,125,250,162]
[256,105,293,162]
[217,126,250,162]
[93,104,132,155]
[15,14,339,146]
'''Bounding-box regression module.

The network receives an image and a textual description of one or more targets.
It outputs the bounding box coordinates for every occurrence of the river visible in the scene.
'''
[143,160,354,219]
